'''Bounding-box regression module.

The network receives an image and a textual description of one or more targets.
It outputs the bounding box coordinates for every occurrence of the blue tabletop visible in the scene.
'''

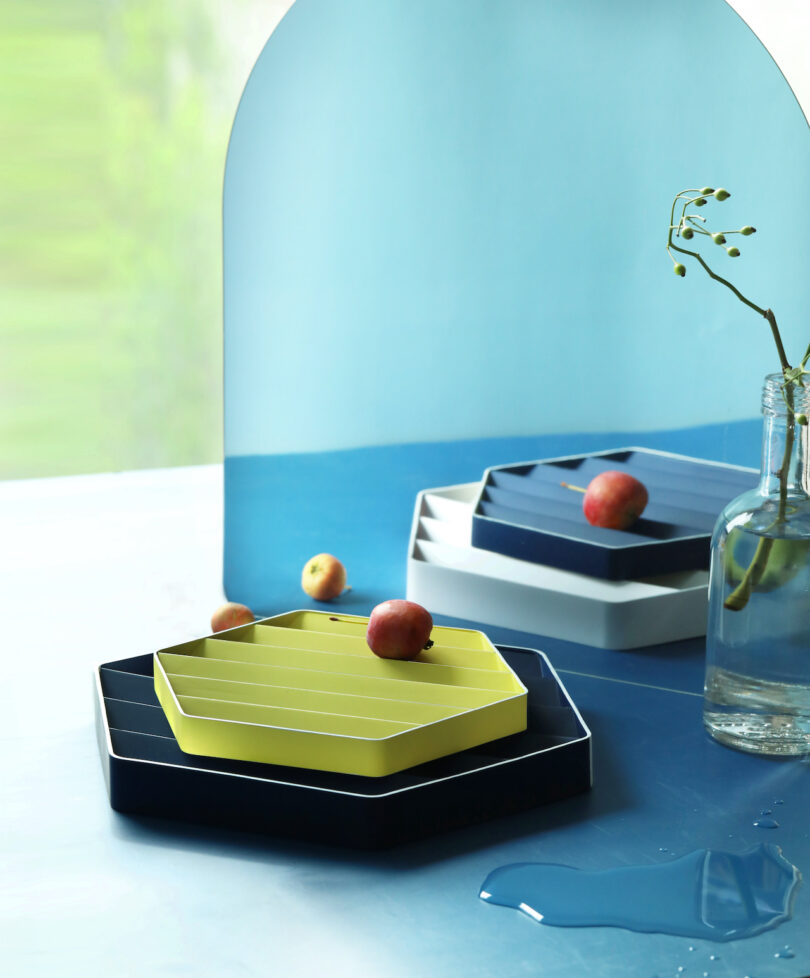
[217,421,810,976]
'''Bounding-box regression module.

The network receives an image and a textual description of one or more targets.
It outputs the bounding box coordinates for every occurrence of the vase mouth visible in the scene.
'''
[762,373,810,417]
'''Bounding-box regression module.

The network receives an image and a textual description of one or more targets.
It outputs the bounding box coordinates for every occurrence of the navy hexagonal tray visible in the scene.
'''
[95,646,591,849]
[472,448,757,580]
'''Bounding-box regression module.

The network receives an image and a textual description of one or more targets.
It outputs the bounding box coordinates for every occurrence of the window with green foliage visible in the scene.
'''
[0,0,287,478]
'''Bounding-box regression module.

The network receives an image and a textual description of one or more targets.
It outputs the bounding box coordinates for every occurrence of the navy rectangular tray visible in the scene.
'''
[95,646,591,849]
[472,448,757,580]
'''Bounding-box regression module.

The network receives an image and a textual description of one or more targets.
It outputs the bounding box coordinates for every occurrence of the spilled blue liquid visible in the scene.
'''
[480,844,800,942]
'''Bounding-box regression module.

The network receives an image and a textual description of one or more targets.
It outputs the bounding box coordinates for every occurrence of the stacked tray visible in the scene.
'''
[96,645,592,849]
[473,449,757,579]
[153,610,528,777]
[407,448,757,649]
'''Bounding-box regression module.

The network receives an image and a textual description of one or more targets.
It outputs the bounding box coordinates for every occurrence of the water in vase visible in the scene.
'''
[704,516,810,755]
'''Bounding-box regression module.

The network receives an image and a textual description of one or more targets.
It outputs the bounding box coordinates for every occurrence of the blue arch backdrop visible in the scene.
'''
[223,0,810,613]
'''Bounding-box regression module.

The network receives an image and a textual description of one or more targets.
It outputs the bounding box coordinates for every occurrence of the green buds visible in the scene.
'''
[726,246,740,257]
[700,187,715,195]
[796,414,808,426]
[711,233,727,245]
[695,197,707,207]
[713,188,730,201]
[740,226,756,236]
[680,226,694,240]
[673,263,686,276]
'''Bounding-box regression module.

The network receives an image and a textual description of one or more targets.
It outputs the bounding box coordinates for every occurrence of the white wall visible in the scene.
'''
[727,0,810,124]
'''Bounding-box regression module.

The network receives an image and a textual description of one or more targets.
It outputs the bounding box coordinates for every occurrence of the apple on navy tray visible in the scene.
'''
[561,471,649,530]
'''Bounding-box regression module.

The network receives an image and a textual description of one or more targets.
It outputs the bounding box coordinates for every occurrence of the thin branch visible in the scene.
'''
[765,308,791,372]
[669,239,769,318]
[667,189,796,613]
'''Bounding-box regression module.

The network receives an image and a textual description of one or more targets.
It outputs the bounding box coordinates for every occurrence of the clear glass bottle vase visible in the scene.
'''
[704,373,810,755]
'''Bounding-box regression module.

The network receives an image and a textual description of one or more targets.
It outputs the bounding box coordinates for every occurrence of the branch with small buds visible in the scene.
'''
[666,187,806,610]
[668,188,759,291]
[666,187,807,407]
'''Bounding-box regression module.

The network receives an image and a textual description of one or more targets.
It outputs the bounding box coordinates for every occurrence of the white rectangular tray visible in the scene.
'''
[406,483,713,650]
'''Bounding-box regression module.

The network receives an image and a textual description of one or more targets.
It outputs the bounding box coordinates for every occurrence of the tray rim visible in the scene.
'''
[97,646,592,798]
[474,446,758,551]
[153,610,529,745]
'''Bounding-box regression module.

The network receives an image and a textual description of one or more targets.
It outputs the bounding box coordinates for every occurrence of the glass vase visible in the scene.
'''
[704,373,810,755]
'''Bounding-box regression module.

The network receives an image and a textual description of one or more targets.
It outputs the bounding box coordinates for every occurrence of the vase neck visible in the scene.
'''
[760,414,809,494]
[759,374,810,496]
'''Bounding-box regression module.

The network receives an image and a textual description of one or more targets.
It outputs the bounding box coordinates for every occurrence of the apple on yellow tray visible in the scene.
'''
[366,599,434,660]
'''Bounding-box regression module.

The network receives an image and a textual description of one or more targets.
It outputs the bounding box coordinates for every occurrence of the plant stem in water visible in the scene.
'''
[725,374,796,611]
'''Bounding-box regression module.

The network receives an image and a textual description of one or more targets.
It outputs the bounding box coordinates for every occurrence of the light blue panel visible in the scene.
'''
[224,0,810,456]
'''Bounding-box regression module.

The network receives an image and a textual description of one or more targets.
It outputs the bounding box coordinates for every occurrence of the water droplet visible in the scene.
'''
[677,967,685,973]
[688,945,695,951]
[774,799,784,806]
[753,816,779,829]
[709,955,719,961]
[760,809,773,816]
[479,844,799,941]
[658,846,670,853]
[775,945,795,959]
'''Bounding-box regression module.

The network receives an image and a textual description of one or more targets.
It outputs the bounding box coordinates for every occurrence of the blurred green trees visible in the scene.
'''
[0,0,286,477]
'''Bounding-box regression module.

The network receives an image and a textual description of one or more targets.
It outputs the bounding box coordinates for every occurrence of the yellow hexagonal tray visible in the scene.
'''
[154,609,528,777]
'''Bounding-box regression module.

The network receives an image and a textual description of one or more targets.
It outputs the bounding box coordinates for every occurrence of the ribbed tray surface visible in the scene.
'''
[472,449,756,579]
[154,610,528,777]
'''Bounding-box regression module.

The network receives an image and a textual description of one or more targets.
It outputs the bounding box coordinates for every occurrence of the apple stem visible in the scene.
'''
[560,481,587,494]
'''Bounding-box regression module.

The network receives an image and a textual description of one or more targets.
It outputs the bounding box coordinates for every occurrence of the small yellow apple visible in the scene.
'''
[301,553,347,601]
[210,602,254,633]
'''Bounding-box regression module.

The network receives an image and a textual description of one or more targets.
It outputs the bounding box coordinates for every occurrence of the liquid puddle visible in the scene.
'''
[479,844,800,942]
